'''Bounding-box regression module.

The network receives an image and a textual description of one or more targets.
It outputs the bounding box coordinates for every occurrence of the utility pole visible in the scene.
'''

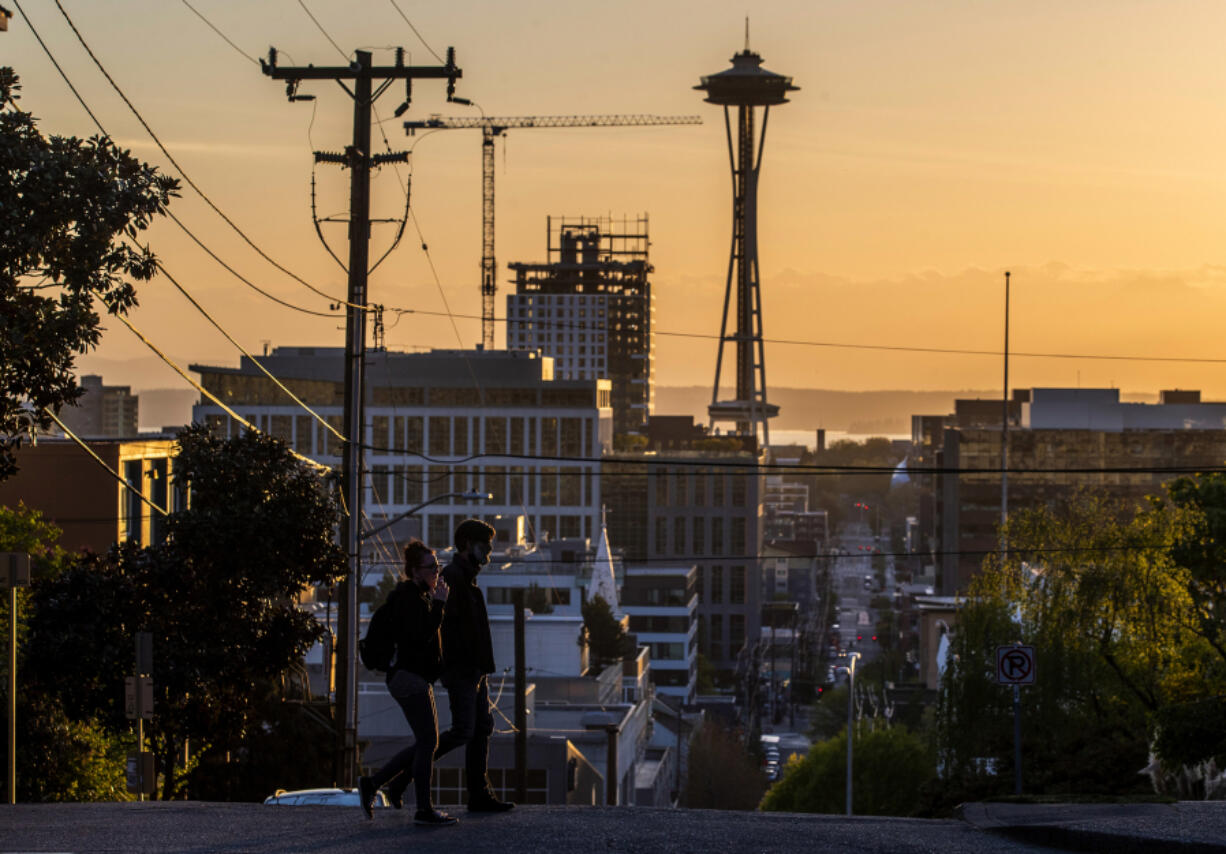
[261,45,463,788]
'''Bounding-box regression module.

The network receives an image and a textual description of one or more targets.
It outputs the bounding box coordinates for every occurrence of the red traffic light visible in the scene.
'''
[857,635,862,641]
[871,635,877,641]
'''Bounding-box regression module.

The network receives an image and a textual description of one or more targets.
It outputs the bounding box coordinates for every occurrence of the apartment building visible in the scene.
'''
[57,374,139,438]
[622,565,699,703]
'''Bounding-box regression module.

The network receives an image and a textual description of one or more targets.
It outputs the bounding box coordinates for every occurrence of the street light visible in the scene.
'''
[360,489,492,541]
[844,651,861,816]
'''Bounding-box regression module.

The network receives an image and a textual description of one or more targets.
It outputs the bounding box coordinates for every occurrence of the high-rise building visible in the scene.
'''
[507,215,653,437]
[191,347,612,546]
[603,416,764,678]
[58,374,140,438]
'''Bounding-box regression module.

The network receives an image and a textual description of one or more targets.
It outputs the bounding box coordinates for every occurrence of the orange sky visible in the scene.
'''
[9,1,1226,396]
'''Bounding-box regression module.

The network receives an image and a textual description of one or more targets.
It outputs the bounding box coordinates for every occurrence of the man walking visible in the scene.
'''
[418,518,514,812]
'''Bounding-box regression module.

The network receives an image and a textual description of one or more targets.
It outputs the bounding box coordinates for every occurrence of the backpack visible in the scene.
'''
[359,594,398,672]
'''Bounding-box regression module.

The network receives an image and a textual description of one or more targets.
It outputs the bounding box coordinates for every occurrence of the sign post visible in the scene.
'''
[127,632,155,799]
[996,644,1035,795]
[2,553,30,804]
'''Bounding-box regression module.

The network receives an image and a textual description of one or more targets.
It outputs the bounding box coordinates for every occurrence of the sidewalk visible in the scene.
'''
[959,801,1226,853]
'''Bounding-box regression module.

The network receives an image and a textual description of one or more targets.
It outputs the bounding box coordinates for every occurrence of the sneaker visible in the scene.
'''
[467,792,514,813]
[414,808,459,826]
[357,776,377,820]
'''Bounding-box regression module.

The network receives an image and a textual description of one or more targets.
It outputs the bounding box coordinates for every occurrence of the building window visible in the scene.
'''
[428,466,450,500]
[693,471,705,506]
[454,417,469,455]
[712,473,725,506]
[433,767,547,807]
[427,515,450,550]
[731,517,746,556]
[294,415,312,454]
[429,416,450,456]
[673,517,686,556]
[711,517,724,556]
[730,567,746,604]
[674,471,688,506]
[710,566,724,605]
[731,476,746,507]
[405,416,423,452]
[541,417,558,455]
[484,417,508,455]
[559,467,583,506]
[692,517,705,554]
[654,470,668,506]
[510,418,525,454]
[654,516,668,554]
[371,415,390,450]
[540,467,558,505]
[730,614,745,649]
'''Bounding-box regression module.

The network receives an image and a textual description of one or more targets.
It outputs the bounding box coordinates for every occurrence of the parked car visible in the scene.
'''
[264,787,389,808]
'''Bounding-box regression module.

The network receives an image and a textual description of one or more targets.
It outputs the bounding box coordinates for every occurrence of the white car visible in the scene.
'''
[264,787,389,807]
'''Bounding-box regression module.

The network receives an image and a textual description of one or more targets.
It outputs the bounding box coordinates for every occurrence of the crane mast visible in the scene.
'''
[405,114,702,349]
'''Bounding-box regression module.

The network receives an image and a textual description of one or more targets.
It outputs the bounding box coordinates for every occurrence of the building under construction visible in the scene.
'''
[507,215,653,436]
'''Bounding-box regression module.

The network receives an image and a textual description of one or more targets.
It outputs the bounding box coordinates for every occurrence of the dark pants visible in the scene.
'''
[370,670,439,811]
[434,673,494,798]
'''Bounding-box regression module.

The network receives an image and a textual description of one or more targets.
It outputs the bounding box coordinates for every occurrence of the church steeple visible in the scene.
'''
[587,506,620,615]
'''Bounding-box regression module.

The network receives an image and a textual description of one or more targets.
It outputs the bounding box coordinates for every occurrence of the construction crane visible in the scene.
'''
[404,114,702,349]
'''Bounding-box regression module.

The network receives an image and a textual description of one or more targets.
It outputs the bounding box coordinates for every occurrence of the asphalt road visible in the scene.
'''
[0,802,1070,854]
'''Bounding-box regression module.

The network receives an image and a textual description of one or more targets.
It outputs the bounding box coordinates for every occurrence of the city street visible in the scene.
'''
[830,520,891,673]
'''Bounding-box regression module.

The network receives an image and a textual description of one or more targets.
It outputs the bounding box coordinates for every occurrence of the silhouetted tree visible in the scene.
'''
[0,68,177,480]
[581,595,630,667]
[681,723,764,810]
[0,504,130,802]
[26,426,345,799]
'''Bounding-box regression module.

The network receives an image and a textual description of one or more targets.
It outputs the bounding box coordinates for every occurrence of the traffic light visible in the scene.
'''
[871,635,877,642]
[857,634,862,641]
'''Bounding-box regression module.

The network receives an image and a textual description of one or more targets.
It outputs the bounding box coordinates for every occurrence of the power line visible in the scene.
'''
[103,302,337,477]
[296,0,349,61]
[150,256,347,443]
[350,441,1226,477]
[20,2,358,447]
[42,408,169,518]
[387,0,444,63]
[179,0,258,65]
[24,0,343,321]
[49,0,350,308]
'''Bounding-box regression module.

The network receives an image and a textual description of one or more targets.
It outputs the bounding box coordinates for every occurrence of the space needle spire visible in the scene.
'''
[696,40,797,446]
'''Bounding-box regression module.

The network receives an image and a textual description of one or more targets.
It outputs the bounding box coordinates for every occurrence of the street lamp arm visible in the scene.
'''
[359,489,491,541]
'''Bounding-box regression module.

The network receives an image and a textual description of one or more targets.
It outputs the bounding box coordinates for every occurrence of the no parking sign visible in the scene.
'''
[996,645,1036,685]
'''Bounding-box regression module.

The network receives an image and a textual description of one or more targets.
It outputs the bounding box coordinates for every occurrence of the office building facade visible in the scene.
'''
[191,347,612,547]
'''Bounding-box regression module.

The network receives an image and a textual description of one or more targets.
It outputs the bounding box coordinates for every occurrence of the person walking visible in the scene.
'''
[358,540,458,826]
[430,518,514,812]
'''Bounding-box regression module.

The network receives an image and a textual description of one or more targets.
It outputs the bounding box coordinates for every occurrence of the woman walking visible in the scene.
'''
[359,540,457,825]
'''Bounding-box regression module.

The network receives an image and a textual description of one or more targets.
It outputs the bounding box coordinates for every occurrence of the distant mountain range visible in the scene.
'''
[655,387,1160,433]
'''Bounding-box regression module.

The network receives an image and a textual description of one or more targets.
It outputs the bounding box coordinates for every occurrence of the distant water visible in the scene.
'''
[771,428,911,450]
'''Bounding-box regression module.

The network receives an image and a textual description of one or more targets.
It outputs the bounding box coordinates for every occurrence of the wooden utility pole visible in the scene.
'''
[261,45,462,788]
[512,588,527,801]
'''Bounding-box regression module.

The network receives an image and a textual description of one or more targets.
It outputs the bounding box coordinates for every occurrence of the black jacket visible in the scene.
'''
[388,579,445,682]
[440,552,496,677]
